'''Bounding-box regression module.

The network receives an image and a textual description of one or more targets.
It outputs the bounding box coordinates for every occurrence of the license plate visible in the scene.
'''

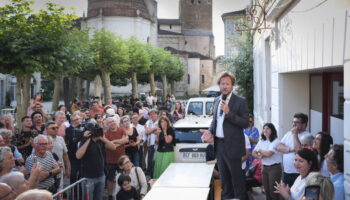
[182,152,205,159]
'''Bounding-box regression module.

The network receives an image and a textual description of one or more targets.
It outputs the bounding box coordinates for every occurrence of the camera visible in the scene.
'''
[84,122,103,138]
[72,125,85,143]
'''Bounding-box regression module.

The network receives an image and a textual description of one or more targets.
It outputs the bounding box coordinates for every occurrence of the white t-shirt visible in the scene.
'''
[132,123,147,145]
[146,96,153,106]
[280,131,311,173]
[290,175,306,200]
[145,119,158,146]
[52,135,68,178]
[254,138,282,166]
[242,134,251,170]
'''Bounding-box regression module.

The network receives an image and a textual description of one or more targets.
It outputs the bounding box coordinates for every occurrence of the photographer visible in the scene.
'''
[76,122,118,200]
[65,113,84,185]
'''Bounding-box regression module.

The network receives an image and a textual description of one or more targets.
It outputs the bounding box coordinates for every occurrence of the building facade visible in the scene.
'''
[252,0,350,197]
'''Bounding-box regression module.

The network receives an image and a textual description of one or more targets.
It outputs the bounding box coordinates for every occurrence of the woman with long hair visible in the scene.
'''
[120,116,141,167]
[274,148,319,200]
[171,101,184,122]
[153,116,175,179]
[27,92,44,116]
[313,131,333,177]
[252,123,282,200]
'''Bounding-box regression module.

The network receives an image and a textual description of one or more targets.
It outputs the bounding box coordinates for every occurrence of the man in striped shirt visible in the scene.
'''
[25,135,61,193]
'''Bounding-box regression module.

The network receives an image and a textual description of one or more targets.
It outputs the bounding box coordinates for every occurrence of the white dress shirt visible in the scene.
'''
[215,91,233,138]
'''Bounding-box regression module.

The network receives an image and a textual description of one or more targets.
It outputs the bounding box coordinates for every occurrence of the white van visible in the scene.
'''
[185,97,215,117]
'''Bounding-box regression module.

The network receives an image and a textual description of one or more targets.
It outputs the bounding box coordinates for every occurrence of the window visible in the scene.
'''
[188,74,190,84]
[201,75,205,84]
[206,102,213,115]
[187,102,203,115]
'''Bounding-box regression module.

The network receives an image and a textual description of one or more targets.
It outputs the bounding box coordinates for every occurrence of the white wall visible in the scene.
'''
[187,58,200,95]
[87,16,155,44]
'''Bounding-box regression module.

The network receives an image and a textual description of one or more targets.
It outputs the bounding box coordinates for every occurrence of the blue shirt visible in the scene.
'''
[244,126,259,152]
[331,173,344,200]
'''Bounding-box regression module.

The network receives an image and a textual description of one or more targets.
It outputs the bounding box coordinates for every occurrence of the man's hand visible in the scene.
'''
[221,101,230,114]
[200,129,212,143]
[84,131,91,137]
[291,126,298,135]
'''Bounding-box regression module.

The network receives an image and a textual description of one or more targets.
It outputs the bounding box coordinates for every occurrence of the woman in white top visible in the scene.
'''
[252,123,282,200]
[313,132,333,177]
[274,148,319,200]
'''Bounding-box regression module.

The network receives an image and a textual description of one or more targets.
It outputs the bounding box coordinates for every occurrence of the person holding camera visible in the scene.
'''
[76,122,118,200]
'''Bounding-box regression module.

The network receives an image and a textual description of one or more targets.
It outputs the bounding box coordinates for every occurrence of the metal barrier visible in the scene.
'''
[53,178,89,200]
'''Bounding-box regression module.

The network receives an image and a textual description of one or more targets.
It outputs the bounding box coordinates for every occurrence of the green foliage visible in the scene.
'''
[222,31,254,113]
[127,36,151,73]
[166,55,185,82]
[90,28,129,73]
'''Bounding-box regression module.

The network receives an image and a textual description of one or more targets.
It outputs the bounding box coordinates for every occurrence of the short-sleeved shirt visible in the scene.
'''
[31,124,45,135]
[157,127,175,152]
[290,175,306,200]
[244,126,259,152]
[242,134,251,170]
[25,152,57,189]
[132,123,146,145]
[80,138,105,178]
[145,119,158,146]
[105,127,126,164]
[16,129,39,159]
[125,128,139,155]
[280,131,311,173]
[52,136,68,179]
[255,138,282,166]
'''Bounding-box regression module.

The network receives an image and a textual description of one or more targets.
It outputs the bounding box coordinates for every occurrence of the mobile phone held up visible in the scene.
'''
[304,185,320,200]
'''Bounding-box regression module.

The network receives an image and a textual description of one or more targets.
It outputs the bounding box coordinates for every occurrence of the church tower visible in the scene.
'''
[179,0,215,58]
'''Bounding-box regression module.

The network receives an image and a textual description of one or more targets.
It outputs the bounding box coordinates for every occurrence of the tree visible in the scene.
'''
[167,56,185,95]
[0,0,76,125]
[126,37,151,97]
[147,44,167,95]
[90,29,129,101]
[223,31,254,112]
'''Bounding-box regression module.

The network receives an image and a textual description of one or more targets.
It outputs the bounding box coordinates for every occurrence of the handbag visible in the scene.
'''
[134,167,150,195]
[247,162,258,177]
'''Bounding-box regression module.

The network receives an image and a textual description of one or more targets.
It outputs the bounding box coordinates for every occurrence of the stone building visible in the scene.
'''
[157,0,216,95]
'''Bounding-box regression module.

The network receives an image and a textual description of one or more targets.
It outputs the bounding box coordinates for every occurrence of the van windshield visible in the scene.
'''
[187,102,203,115]
[174,128,204,143]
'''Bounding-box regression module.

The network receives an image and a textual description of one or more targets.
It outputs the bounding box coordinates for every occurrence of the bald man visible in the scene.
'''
[15,189,53,200]
[0,182,16,200]
[0,172,29,198]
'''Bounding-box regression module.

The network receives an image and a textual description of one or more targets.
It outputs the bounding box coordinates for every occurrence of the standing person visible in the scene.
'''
[90,101,104,119]
[326,144,344,200]
[276,113,311,187]
[312,131,333,177]
[153,117,175,179]
[57,105,70,123]
[16,116,37,160]
[121,116,141,167]
[75,123,117,200]
[104,117,128,200]
[201,71,249,200]
[243,115,259,170]
[131,113,147,170]
[130,94,139,108]
[25,135,61,193]
[45,122,70,191]
[146,93,153,109]
[31,112,45,135]
[55,111,67,139]
[252,123,282,200]
[171,101,185,123]
[71,99,80,114]
[0,115,17,135]
[145,109,159,178]
[117,107,126,118]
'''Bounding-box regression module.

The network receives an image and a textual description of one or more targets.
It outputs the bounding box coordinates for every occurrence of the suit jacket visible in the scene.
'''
[209,93,249,159]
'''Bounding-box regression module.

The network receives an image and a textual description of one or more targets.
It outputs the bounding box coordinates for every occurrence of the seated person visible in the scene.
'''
[117,174,140,200]
[299,172,334,200]
[245,159,262,200]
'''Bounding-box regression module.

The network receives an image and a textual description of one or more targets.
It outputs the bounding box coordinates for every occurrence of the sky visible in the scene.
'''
[1,0,250,56]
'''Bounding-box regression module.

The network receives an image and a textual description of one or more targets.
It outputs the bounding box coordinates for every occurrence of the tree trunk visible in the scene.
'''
[93,75,102,98]
[51,76,61,112]
[22,74,31,115]
[131,71,138,97]
[69,76,77,103]
[171,80,175,96]
[15,76,23,127]
[85,80,90,100]
[63,77,70,111]
[101,69,111,103]
[149,72,155,95]
[76,77,82,99]
[161,74,167,103]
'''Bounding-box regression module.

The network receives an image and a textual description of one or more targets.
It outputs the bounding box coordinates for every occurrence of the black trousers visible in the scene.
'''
[147,145,155,178]
[216,139,246,200]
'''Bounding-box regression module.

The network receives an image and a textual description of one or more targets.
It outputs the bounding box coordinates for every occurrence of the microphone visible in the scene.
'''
[220,94,227,116]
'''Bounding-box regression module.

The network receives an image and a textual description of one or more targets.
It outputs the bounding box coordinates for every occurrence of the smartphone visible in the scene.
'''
[304,185,320,200]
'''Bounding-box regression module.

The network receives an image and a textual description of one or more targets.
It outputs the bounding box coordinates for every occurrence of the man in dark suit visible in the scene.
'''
[201,71,249,199]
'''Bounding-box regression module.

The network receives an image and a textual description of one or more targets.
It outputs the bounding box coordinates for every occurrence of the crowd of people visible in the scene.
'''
[205,111,345,200]
[0,92,182,200]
